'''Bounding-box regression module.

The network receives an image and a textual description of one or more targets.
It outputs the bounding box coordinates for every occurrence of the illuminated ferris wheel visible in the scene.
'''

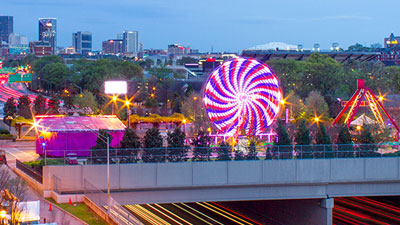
[203,58,282,136]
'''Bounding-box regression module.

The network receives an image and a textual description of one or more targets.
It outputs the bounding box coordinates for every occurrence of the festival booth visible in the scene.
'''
[350,114,376,127]
[35,115,126,157]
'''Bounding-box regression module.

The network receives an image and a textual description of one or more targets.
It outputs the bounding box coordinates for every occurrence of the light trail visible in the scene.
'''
[153,204,192,225]
[173,203,218,225]
[196,202,246,225]
[146,204,188,225]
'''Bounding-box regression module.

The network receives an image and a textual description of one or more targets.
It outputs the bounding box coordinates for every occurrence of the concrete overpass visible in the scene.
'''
[42,157,400,225]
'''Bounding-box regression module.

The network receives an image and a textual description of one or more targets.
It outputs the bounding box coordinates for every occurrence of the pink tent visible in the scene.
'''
[35,115,126,157]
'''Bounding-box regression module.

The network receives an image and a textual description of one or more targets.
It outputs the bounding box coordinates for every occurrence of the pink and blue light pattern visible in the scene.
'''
[204,58,282,136]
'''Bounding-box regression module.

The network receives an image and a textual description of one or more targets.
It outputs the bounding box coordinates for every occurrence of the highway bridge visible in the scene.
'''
[42,157,400,224]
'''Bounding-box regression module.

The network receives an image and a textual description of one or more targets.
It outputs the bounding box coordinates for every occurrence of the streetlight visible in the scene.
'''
[42,142,46,166]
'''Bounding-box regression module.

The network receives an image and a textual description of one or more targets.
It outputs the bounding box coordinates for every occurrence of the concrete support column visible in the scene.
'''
[321,198,334,225]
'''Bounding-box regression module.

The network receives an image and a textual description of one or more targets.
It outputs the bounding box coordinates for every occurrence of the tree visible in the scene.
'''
[48,96,60,114]
[147,67,172,79]
[294,120,310,145]
[275,120,291,145]
[142,127,164,162]
[335,125,353,157]
[337,125,352,144]
[177,56,197,65]
[33,95,47,115]
[167,127,187,162]
[40,62,71,92]
[91,129,113,163]
[4,97,17,117]
[301,53,343,98]
[246,138,259,160]
[17,95,32,119]
[144,97,158,109]
[315,124,331,144]
[216,142,231,161]
[120,128,141,162]
[74,90,99,114]
[192,130,211,161]
[359,126,374,144]
[358,126,377,157]
[285,91,305,119]
[304,91,329,119]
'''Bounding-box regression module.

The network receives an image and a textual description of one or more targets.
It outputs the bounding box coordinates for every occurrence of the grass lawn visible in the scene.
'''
[47,198,107,225]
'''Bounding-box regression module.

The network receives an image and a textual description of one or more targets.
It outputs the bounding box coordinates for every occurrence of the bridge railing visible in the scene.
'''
[40,143,399,165]
[84,179,143,225]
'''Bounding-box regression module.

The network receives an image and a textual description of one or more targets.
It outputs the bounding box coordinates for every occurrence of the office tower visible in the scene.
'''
[102,39,124,54]
[0,16,13,43]
[8,33,28,45]
[72,31,92,55]
[39,18,57,54]
[122,30,139,54]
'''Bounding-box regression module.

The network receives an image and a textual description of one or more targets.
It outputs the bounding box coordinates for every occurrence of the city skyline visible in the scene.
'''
[1,0,400,52]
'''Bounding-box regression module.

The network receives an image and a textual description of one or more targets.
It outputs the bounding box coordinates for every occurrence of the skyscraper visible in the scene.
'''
[122,30,139,54]
[72,31,92,55]
[0,16,13,43]
[39,18,57,54]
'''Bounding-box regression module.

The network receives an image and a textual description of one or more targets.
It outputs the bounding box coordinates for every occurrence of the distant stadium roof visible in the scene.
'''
[241,49,379,63]
[247,42,299,51]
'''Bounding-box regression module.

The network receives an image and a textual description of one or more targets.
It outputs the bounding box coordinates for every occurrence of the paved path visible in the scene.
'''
[0,140,86,224]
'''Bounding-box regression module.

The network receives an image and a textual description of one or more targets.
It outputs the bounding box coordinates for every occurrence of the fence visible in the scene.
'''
[41,143,399,166]
[16,159,43,183]
[84,179,143,225]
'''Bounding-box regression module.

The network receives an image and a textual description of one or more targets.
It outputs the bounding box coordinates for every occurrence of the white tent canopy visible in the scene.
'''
[350,114,376,126]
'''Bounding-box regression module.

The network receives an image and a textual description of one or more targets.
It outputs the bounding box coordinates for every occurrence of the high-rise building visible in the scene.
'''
[0,16,13,43]
[8,33,28,45]
[122,30,139,54]
[38,18,57,54]
[102,39,124,55]
[72,31,92,55]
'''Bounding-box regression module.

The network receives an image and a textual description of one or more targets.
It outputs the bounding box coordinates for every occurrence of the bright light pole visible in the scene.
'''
[0,209,5,225]
[112,96,117,115]
[125,100,131,128]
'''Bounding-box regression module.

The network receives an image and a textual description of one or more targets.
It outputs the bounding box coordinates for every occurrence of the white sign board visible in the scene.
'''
[104,81,127,94]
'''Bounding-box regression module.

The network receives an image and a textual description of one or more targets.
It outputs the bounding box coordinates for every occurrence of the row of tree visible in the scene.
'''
[268,53,400,100]
[275,119,378,146]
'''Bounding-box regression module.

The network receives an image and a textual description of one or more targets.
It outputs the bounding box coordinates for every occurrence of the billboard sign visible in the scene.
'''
[104,81,127,94]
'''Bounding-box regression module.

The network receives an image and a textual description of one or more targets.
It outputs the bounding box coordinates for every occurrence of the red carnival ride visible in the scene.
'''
[332,79,399,136]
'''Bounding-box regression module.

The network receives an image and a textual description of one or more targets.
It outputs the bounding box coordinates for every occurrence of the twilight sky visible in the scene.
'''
[1,0,398,52]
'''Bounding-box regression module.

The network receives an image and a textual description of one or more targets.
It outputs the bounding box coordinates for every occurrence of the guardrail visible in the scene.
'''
[41,143,399,166]
[16,159,43,183]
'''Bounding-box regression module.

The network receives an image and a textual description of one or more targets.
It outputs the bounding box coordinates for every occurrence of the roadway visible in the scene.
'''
[124,201,262,225]
[334,197,400,224]
[0,140,38,167]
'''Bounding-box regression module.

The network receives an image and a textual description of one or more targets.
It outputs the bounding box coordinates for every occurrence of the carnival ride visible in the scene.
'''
[203,58,282,137]
[332,79,399,134]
